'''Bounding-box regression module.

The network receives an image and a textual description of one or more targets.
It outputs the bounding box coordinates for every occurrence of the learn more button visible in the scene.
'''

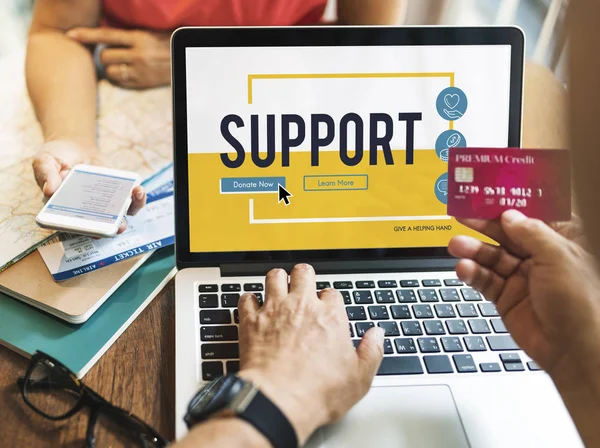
[304,174,368,192]
[221,177,285,194]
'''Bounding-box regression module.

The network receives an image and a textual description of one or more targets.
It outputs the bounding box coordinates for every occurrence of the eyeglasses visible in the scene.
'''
[18,351,169,448]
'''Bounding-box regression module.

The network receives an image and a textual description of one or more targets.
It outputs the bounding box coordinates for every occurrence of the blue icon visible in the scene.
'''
[435,130,467,162]
[435,172,448,204]
[436,87,468,121]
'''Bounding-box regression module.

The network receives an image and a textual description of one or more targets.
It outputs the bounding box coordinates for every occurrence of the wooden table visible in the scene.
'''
[0,282,177,445]
[0,62,568,447]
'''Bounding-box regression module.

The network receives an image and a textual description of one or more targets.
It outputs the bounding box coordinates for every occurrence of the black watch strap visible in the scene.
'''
[238,388,298,448]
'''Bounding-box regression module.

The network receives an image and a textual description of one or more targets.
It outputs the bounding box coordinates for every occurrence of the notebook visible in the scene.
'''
[0,247,176,378]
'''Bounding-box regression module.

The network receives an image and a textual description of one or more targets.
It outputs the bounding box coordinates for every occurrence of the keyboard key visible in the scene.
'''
[480,362,501,372]
[243,283,264,292]
[456,303,478,318]
[464,336,487,352]
[478,303,499,317]
[400,279,419,287]
[353,290,374,304]
[349,324,354,337]
[377,356,423,375]
[417,289,439,302]
[446,320,468,335]
[202,361,223,381]
[199,284,218,293]
[422,279,442,287]
[346,306,367,321]
[423,355,454,374]
[368,306,390,320]
[383,339,394,354]
[401,321,423,336]
[356,280,375,289]
[378,280,397,288]
[453,354,477,373]
[444,279,463,286]
[221,293,240,308]
[316,282,331,290]
[356,322,375,337]
[222,283,241,292]
[334,281,353,289]
[468,319,491,334]
[233,309,239,323]
[417,337,440,353]
[340,291,352,305]
[200,310,231,324]
[504,362,525,372]
[440,288,460,302]
[441,337,463,352]
[490,318,508,333]
[424,320,446,335]
[527,361,542,371]
[375,290,395,304]
[378,321,400,337]
[352,340,361,349]
[461,288,482,301]
[254,293,264,307]
[434,304,456,318]
[390,305,411,320]
[226,361,240,374]
[201,326,238,341]
[500,353,521,363]
[394,338,417,354]
[487,335,519,351]
[396,290,417,303]
[201,343,239,359]
[199,294,219,308]
[412,304,433,319]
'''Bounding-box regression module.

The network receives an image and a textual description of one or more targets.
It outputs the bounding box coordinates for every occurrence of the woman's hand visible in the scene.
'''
[67,27,171,89]
[32,140,146,234]
[449,210,600,375]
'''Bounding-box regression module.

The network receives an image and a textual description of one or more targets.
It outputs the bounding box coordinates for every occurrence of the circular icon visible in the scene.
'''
[436,87,468,121]
[435,130,467,162]
[435,172,448,204]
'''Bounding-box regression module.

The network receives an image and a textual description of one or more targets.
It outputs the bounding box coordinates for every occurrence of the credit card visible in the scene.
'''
[447,148,571,221]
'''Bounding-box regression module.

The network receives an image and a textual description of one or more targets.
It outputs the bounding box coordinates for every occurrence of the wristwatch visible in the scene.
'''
[184,374,298,448]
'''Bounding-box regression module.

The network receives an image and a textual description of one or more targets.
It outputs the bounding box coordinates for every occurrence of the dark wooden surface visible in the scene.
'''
[0,281,176,447]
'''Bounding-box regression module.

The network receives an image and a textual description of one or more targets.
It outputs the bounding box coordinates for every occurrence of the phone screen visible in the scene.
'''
[45,169,136,224]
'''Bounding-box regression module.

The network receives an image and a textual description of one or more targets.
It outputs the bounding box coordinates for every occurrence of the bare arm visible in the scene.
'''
[569,0,600,261]
[337,0,403,25]
[26,0,100,146]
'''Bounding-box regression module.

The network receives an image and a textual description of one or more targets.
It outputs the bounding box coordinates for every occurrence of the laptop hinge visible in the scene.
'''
[220,258,458,277]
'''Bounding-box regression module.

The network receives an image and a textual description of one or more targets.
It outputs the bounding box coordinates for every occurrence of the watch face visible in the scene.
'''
[185,374,243,427]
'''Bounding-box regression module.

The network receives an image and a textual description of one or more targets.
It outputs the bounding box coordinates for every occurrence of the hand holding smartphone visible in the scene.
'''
[36,164,142,238]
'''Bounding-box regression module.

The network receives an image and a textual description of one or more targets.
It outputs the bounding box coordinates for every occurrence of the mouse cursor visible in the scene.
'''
[278,184,292,206]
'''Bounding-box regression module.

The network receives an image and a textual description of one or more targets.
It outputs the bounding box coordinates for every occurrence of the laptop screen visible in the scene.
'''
[184,42,514,255]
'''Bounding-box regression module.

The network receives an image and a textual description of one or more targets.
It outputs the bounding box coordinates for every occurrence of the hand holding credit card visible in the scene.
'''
[447,148,571,221]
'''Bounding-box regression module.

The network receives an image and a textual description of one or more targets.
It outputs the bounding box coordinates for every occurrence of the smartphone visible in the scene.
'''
[36,164,142,238]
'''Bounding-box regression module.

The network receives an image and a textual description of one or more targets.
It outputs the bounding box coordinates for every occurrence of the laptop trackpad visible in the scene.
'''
[306,385,470,448]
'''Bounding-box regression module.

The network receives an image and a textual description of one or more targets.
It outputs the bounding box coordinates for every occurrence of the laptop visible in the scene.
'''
[172,27,582,447]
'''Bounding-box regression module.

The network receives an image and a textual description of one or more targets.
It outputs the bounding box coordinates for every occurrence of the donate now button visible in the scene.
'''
[220,177,285,194]
[304,175,368,192]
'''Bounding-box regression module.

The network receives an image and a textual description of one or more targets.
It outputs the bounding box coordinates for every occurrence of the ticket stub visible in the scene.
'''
[38,164,174,281]
[447,148,571,221]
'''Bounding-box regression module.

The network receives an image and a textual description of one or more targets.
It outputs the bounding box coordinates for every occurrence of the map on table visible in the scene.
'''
[0,52,173,271]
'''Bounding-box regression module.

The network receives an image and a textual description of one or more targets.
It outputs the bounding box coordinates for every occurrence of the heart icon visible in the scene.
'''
[444,94,460,110]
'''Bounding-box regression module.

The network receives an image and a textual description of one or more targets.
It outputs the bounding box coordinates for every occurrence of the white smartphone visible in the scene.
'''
[36,164,142,238]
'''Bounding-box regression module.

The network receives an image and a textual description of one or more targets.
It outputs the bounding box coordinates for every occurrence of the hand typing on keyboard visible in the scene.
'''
[236,264,385,446]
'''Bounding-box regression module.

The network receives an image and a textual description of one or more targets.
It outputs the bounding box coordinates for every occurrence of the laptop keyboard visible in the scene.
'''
[196,276,541,381]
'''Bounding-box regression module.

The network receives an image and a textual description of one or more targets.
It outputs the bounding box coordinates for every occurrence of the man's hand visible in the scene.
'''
[67,27,171,89]
[32,140,146,234]
[237,264,384,445]
[448,210,600,375]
